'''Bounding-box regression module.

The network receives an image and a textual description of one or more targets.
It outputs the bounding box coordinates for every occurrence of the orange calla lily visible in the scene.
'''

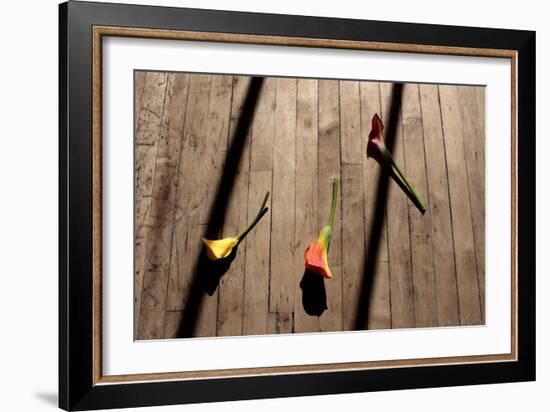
[304,179,339,279]
[367,113,426,214]
[202,192,269,261]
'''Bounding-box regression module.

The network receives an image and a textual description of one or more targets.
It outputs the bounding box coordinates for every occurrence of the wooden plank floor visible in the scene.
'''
[134,71,485,340]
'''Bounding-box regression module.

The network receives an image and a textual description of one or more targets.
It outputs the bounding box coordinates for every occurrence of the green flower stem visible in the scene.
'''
[389,168,426,215]
[327,178,340,228]
[318,178,339,253]
[391,160,425,214]
[236,191,270,242]
[382,148,425,214]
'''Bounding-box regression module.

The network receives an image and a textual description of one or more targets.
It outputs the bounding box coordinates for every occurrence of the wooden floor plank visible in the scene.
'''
[243,171,272,335]
[359,81,392,330]
[380,82,415,329]
[475,86,486,155]
[250,78,276,171]
[475,86,486,320]
[134,72,167,335]
[217,78,276,336]
[164,310,183,339]
[318,260,342,331]
[198,75,234,225]
[165,74,211,318]
[134,71,147,131]
[341,164,366,330]
[439,85,482,325]
[229,76,255,173]
[317,79,343,332]
[136,72,168,146]
[339,80,363,164]
[137,73,190,339]
[195,75,257,337]
[269,78,297,314]
[340,80,367,331]
[401,84,437,327]
[180,75,231,336]
[167,225,207,336]
[216,171,249,336]
[188,224,217,338]
[457,85,486,322]
[268,312,294,334]
[418,84,460,326]
[192,75,235,336]
[193,76,255,334]
[294,79,320,333]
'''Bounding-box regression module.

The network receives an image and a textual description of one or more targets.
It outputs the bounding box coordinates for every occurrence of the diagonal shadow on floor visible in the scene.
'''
[354,83,404,330]
[176,77,264,338]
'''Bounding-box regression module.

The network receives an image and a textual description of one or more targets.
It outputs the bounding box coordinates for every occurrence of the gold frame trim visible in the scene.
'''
[92,26,518,386]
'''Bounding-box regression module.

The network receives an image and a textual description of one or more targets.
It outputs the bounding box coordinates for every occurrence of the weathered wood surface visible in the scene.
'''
[135,72,485,339]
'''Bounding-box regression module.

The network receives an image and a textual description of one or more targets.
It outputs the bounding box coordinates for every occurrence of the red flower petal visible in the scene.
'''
[370,113,384,140]
[367,114,387,162]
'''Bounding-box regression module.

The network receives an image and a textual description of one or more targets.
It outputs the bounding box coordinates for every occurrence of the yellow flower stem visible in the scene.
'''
[236,191,270,242]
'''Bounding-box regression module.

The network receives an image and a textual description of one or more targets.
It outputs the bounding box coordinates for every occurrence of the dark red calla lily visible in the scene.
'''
[367,114,426,214]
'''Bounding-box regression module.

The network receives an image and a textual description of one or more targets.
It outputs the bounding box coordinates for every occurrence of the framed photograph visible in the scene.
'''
[59,1,535,410]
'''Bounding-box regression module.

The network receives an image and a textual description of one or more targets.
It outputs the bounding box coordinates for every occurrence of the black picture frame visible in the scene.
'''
[59,1,535,410]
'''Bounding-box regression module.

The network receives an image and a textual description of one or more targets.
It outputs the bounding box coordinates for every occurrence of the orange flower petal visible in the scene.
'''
[304,242,333,279]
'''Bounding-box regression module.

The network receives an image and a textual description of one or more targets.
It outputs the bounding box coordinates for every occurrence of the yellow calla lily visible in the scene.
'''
[201,237,239,260]
[201,192,270,261]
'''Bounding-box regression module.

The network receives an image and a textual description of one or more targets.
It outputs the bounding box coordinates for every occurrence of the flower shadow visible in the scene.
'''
[199,246,238,296]
[299,270,328,317]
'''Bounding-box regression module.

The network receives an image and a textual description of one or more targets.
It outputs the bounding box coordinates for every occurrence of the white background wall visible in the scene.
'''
[0,0,546,411]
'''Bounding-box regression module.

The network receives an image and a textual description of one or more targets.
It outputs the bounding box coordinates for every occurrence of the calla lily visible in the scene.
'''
[202,191,270,261]
[367,114,426,214]
[202,237,239,261]
[304,179,339,279]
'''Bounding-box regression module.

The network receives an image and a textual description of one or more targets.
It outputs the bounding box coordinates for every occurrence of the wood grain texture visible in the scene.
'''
[135,73,485,339]
[439,85,482,325]
[359,81,391,330]
[268,312,294,335]
[380,82,415,329]
[216,171,249,336]
[134,71,147,129]
[341,163,366,330]
[293,78,320,333]
[339,81,363,165]
[134,72,167,335]
[137,73,189,339]
[198,75,233,225]
[269,78,297,314]
[457,85,486,322]
[401,84,437,327]
[243,171,272,335]
[418,84,460,326]
[318,80,343,332]
[250,78,276,171]
[165,74,211,318]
